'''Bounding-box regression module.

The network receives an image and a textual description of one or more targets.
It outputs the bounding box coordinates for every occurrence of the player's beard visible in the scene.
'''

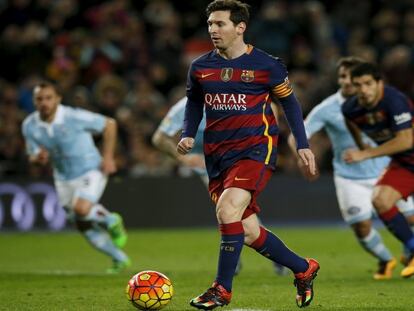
[39,104,58,122]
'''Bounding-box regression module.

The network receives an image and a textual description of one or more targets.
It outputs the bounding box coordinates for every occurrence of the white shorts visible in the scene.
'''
[334,175,414,225]
[55,170,107,210]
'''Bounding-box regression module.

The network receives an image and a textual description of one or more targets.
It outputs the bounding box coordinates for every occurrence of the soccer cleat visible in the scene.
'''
[400,256,414,278]
[108,213,128,248]
[106,258,131,274]
[373,258,397,280]
[190,282,232,310]
[294,258,320,308]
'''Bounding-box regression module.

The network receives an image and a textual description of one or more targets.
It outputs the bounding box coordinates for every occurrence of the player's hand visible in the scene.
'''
[343,148,368,163]
[178,154,206,169]
[177,137,194,155]
[297,148,317,176]
[36,148,49,165]
[297,158,319,181]
[101,156,117,175]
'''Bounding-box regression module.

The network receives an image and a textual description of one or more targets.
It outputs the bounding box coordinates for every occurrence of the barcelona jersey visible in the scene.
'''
[342,86,414,172]
[184,46,297,179]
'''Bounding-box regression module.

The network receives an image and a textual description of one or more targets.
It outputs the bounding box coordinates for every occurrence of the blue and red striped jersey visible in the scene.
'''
[342,85,414,172]
[183,45,307,179]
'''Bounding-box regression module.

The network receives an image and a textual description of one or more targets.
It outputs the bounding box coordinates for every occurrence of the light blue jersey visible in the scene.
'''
[305,91,390,179]
[158,97,206,155]
[22,105,106,181]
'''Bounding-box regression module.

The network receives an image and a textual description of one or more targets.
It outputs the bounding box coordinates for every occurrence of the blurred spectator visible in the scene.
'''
[0,0,413,178]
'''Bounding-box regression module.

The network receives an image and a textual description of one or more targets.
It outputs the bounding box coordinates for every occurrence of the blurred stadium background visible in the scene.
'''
[1,0,414,230]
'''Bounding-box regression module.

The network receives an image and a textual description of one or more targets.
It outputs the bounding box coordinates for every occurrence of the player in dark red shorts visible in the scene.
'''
[177,1,319,309]
[342,62,414,278]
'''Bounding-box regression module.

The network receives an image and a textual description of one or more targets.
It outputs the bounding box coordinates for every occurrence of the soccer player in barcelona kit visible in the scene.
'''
[342,62,414,278]
[153,96,287,275]
[177,0,319,309]
[289,57,414,279]
[22,82,130,273]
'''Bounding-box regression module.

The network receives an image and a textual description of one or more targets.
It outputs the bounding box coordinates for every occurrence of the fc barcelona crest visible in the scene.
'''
[221,68,233,82]
[240,70,255,82]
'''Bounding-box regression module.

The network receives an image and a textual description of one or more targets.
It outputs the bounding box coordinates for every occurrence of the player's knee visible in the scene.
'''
[216,200,241,223]
[73,201,92,217]
[372,194,392,213]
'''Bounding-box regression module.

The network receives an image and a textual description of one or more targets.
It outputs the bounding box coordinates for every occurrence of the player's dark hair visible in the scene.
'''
[206,0,250,26]
[336,56,364,71]
[33,81,61,95]
[350,62,383,81]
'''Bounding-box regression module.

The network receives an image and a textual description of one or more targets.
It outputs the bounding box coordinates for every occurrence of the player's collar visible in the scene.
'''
[36,104,65,127]
[336,90,346,103]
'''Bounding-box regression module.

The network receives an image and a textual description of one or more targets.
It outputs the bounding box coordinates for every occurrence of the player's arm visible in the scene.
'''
[177,65,204,155]
[21,121,49,165]
[271,80,316,175]
[101,117,117,174]
[344,118,367,150]
[287,104,325,180]
[343,128,413,163]
[152,129,205,169]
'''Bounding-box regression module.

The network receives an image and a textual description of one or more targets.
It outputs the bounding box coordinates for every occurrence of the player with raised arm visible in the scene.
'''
[177,1,319,309]
[22,81,130,274]
[288,57,414,279]
[342,62,414,278]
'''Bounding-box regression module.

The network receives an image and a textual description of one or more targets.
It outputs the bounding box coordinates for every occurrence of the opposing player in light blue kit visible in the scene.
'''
[152,96,208,185]
[289,57,414,279]
[22,81,130,273]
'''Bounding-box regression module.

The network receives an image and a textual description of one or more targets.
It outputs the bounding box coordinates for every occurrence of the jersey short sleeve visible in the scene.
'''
[387,94,413,132]
[304,104,328,138]
[21,119,40,156]
[158,97,187,137]
[71,108,106,133]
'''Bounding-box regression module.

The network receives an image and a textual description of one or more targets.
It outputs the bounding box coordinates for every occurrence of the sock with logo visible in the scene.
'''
[215,222,244,292]
[248,226,309,273]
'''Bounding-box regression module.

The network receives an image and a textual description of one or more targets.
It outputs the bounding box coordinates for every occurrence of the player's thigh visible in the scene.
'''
[73,170,108,204]
[334,175,375,225]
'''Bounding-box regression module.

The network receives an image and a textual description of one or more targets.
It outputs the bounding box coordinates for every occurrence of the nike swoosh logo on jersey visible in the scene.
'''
[201,73,215,78]
[234,176,250,181]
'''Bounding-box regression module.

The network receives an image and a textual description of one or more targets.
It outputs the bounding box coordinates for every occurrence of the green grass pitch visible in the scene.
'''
[0,227,412,310]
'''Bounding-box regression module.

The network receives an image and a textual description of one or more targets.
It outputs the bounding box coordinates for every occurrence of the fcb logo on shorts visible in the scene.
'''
[240,70,254,82]
[220,68,233,82]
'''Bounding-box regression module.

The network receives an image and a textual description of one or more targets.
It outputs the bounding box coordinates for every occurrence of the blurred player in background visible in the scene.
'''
[288,56,414,279]
[21,81,130,274]
[152,96,287,275]
[342,62,414,278]
[152,96,208,185]
[177,0,319,309]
